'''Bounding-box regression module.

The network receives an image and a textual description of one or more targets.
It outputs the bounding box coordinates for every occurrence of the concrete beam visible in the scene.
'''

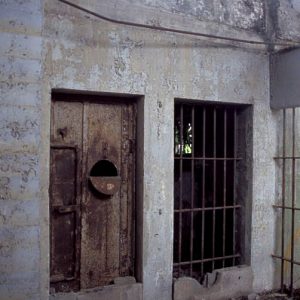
[270,48,300,109]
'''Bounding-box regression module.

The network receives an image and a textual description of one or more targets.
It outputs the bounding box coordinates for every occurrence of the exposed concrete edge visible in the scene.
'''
[270,48,300,109]
[173,265,253,300]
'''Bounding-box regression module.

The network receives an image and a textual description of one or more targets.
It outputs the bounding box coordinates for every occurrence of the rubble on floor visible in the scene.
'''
[232,289,300,300]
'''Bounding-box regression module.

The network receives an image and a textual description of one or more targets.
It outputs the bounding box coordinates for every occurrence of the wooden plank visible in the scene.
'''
[50,101,83,292]
[81,102,123,288]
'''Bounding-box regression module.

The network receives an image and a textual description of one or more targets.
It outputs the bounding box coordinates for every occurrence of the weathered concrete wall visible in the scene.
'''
[0,0,45,299]
[251,98,278,292]
[0,0,294,299]
[42,1,273,298]
[126,0,265,32]
[275,0,300,41]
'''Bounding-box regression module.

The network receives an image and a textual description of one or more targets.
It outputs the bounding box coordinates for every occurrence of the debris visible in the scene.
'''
[248,292,258,300]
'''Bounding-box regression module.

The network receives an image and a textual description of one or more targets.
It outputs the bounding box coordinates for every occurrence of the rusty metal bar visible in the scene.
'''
[212,108,216,270]
[201,107,206,275]
[174,103,244,280]
[174,157,242,160]
[179,104,183,275]
[233,109,237,265]
[290,108,296,296]
[281,109,286,293]
[273,204,300,211]
[174,205,241,213]
[50,275,75,283]
[272,254,300,267]
[223,109,227,268]
[173,254,240,266]
[272,108,300,296]
[50,144,78,149]
[51,205,79,213]
[190,107,195,276]
[81,102,88,288]
[274,156,300,159]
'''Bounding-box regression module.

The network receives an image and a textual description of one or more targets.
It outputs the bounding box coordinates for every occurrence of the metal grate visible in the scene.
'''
[273,108,300,297]
[173,102,244,281]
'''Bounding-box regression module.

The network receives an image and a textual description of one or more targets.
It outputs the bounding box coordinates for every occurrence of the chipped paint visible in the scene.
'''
[0,0,299,299]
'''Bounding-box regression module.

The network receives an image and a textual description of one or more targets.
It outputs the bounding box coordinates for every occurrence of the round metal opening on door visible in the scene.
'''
[89,160,121,196]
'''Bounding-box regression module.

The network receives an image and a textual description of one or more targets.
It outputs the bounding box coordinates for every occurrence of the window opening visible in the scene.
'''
[273,108,300,298]
[174,102,249,282]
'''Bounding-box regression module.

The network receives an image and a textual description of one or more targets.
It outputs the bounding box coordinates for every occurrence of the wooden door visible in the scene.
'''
[50,95,136,293]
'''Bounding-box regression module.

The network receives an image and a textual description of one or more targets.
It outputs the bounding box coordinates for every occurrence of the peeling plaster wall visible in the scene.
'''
[126,0,265,32]
[0,0,45,299]
[43,1,273,298]
[275,0,300,41]
[0,0,294,299]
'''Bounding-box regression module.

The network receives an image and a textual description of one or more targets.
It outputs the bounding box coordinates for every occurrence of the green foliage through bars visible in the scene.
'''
[175,120,192,155]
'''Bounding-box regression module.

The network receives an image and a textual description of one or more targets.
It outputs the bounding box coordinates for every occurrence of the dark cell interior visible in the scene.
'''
[90,160,118,177]
[174,103,242,281]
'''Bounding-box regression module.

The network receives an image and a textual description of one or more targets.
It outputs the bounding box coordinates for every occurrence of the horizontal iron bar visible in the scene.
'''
[174,205,241,213]
[51,205,79,213]
[50,274,75,283]
[174,157,242,161]
[274,156,300,159]
[174,254,240,266]
[272,254,300,266]
[273,205,300,211]
[50,144,78,150]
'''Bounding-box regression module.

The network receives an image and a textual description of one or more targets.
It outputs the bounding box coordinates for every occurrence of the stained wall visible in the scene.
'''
[0,0,297,299]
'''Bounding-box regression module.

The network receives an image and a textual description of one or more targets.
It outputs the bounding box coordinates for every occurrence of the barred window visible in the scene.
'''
[173,101,252,282]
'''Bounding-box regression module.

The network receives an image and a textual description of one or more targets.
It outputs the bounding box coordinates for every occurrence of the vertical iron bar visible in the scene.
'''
[290,108,296,296]
[190,106,195,276]
[212,108,216,270]
[233,109,237,265]
[81,102,88,287]
[222,109,227,268]
[281,109,286,293]
[179,104,183,275]
[201,108,206,275]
